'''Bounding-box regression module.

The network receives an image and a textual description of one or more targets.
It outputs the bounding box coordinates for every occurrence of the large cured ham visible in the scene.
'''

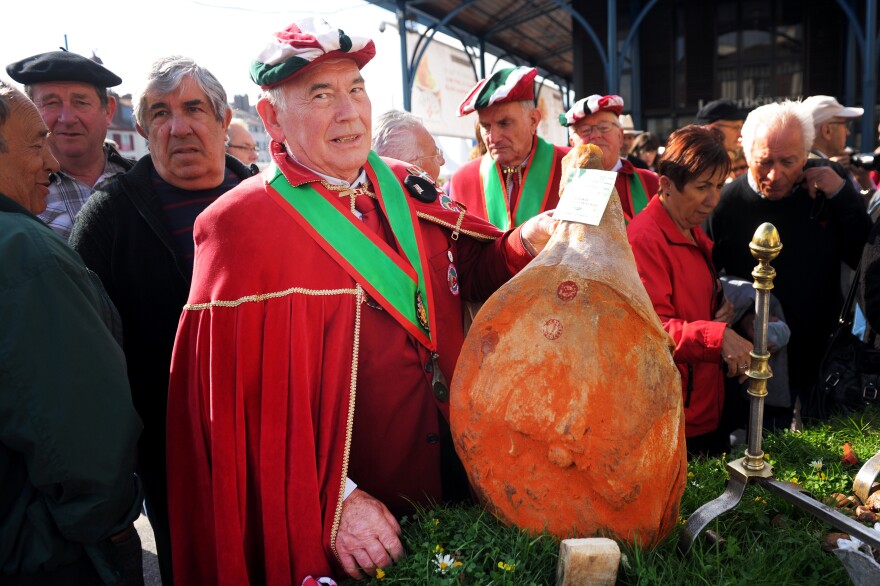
[451,145,686,547]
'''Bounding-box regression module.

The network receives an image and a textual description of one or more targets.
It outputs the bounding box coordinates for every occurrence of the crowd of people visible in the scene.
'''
[1,14,879,586]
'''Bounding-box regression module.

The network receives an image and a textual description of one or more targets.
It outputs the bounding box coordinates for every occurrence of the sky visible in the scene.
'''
[3,0,406,111]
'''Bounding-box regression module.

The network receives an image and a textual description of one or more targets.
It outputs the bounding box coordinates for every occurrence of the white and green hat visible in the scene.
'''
[250,17,375,89]
[457,66,537,116]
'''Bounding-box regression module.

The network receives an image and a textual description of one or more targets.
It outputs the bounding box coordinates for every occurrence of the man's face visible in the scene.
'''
[748,122,807,201]
[0,96,60,214]
[622,132,637,156]
[258,59,371,183]
[412,124,444,181]
[137,76,230,190]
[822,117,852,155]
[477,101,540,167]
[710,119,743,152]
[569,110,623,170]
[227,124,259,164]
[30,81,114,166]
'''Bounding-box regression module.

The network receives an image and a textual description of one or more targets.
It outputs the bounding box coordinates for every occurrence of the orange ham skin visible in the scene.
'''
[451,145,687,547]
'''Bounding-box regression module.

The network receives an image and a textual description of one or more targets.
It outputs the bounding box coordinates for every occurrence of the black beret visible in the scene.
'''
[695,99,744,123]
[6,50,122,87]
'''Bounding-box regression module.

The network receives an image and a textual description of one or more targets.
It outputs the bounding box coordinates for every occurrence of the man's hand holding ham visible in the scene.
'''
[335,489,404,579]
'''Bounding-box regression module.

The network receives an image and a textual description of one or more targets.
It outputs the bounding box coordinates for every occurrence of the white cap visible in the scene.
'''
[802,95,863,126]
[619,114,643,136]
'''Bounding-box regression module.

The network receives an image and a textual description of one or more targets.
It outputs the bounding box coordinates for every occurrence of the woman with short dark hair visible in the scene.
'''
[627,125,753,456]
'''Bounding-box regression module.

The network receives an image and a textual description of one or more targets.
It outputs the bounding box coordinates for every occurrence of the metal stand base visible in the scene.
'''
[679,454,880,554]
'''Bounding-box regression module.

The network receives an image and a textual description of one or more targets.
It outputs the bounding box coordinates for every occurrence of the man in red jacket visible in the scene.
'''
[166,17,557,586]
[447,66,568,229]
[559,94,658,221]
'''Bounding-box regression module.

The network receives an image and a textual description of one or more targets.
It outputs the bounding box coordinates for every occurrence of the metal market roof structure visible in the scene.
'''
[364,0,659,111]
[365,0,880,148]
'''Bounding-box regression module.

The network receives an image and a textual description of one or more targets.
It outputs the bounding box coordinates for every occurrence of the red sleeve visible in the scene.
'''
[628,226,726,364]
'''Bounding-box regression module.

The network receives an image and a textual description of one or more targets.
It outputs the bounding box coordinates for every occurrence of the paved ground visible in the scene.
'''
[135,514,162,586]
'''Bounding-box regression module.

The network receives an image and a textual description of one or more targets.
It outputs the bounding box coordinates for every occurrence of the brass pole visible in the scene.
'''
[741,223,782,472]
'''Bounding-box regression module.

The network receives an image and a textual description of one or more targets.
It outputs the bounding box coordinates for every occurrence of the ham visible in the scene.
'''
[451,144,687,547]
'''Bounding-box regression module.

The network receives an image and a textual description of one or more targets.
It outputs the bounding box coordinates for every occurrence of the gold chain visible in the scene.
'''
[331,284,364,561]
[183,286,358,311]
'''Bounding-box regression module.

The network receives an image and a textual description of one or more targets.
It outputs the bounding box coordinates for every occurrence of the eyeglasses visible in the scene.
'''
[417,146,444,162]
[228,143,259,153]
[573,122,620,136]
[827,121,852,130]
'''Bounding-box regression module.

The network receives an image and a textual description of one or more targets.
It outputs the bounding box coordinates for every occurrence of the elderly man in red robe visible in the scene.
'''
[559,94,659,221]
[166,17,557,586]
[446,66,569,229]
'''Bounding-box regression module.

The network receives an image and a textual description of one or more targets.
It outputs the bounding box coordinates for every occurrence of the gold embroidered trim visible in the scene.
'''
[416,211,498,242]
[331,285,364,561]
[182,286,359,311]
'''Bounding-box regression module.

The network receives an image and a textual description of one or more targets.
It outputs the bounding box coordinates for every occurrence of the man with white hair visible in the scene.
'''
[560,94,658,221]
[707,100,871,425]
[372,109,444,180]
[165,18,557,585]
[447,66,568,229]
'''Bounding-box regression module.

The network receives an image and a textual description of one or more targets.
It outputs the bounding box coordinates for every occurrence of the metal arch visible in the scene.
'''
[617,0,660,85]
[404,0,483,107]
[547,0,611,89]
[833,0,866,50]
[409,23,480,84]
[831,0,876,152]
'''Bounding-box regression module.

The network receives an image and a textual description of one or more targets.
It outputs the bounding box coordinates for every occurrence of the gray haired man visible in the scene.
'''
[69,56,257,584]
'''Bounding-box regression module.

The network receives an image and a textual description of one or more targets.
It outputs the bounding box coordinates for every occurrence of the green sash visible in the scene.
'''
[267,152,434,350]
[480,136,555,229]
[628,171,649,220]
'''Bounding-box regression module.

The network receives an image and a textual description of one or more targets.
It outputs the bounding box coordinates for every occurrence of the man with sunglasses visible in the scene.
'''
[447,66,568,229]
[559,94,659,221]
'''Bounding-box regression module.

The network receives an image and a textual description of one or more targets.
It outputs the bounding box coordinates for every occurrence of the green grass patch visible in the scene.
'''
[349,406,880,585]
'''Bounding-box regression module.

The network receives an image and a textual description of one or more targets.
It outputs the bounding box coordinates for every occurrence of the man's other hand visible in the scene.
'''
[335,489,404,579]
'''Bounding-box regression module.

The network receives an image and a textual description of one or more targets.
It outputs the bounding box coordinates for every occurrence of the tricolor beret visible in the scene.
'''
[6,50,122,87]
[558,94,625,126]
[250,17,376,89]
[458,66,537,116]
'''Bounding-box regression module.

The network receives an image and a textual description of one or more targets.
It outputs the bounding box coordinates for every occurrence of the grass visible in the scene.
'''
[349,405,880,585]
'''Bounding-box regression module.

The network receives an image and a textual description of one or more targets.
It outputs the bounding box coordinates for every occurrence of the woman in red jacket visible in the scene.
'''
[627,125,753,456]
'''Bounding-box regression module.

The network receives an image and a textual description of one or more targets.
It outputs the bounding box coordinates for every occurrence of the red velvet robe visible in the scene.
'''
[166,144,532,585]
[447,137,569,227]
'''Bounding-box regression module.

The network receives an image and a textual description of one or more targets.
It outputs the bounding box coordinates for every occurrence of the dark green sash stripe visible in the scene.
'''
[267,153,432,346]
[480,137,556,229]
[628,171,649,219]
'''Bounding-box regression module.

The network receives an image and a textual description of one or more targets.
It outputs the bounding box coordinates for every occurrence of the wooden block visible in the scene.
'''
[556,538,620,586]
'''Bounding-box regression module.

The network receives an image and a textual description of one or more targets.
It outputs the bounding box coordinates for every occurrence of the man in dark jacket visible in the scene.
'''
[70,56,257,585]
[0,81,143,584]
[707,100,871,427]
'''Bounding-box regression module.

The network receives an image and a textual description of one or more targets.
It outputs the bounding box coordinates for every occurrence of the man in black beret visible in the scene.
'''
[6,50,134,239]
[695,98,746,154]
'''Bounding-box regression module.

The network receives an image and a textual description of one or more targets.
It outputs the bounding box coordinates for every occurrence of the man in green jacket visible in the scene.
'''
[0,81,143,584]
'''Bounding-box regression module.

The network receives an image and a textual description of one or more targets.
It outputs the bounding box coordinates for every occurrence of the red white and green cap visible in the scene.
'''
[558,94,625,126]
[457,66,537,116]
[250,17,376,89]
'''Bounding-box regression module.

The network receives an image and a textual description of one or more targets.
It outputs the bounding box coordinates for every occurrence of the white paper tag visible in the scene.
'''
[553,170,618,226]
